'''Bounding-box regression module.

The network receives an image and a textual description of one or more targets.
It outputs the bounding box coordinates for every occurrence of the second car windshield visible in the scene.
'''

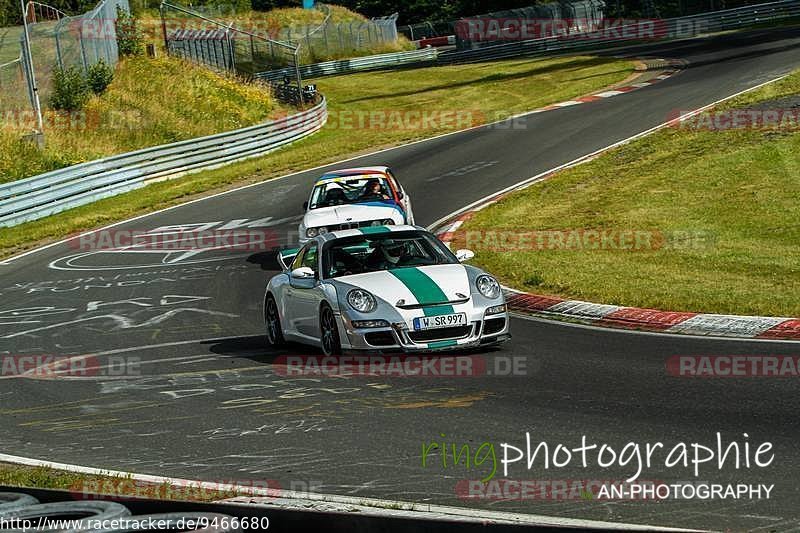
[309,177,392,209]
[322,231,458,279]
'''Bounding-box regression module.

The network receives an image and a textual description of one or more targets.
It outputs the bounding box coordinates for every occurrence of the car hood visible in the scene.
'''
[335,264,470,308]
[304,203,403,227]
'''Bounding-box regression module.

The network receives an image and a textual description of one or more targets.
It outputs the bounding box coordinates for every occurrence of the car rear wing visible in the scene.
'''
[277,248,301,271]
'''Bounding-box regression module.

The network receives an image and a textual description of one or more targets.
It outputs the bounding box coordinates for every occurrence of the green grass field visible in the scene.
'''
[461,70,800,317]
[0,54,633,259]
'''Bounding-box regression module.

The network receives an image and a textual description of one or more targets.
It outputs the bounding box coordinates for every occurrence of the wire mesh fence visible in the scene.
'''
[0,56,30,116]
[453,0,607,49]
[160,1,304,101]
[277,7,400,63]
[399,0,606,47]
[1,0,128,133]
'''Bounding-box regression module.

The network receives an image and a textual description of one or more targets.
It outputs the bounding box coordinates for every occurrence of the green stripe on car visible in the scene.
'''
[388,268,455,316]
[359,226,392,235]
[428,340,458,349]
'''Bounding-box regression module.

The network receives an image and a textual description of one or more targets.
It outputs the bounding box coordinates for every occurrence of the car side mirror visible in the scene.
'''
[455,249,475,263]
[303,201,309,211]
[291,267,315,279]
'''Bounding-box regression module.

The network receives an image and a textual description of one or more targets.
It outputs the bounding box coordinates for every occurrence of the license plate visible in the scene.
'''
[413,313,467,331]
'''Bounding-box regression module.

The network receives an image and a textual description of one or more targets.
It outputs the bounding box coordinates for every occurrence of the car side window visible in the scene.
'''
[386,170,403,200]
[290,246,308,272]
[302,244,318,275]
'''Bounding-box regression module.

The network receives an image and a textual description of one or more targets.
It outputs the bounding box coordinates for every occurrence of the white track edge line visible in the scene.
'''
[0,453,700,531]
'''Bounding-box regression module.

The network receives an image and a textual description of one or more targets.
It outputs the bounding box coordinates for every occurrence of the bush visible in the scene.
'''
[87,60,114,94]
[50,66,90,111]
[116,6,144,57]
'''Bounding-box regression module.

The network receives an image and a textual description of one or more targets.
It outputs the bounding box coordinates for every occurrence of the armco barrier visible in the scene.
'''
[0,97,327,227]
[439,0,800,63]
[255,47,438,83]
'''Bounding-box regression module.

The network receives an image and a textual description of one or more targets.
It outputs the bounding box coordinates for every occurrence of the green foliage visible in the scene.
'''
[50,65,90,111]
[115,6,144,57]
[87,59,114,94]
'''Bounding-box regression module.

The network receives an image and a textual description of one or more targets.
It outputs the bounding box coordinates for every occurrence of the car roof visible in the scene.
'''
[319,224,422,242]
[316,167,391,184]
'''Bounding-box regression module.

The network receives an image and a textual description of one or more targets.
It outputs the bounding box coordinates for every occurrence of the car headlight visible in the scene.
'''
[476,275,501,299]
[306,227,318,238]
[318,226,328,235]
[347,289,377,313]
[382,219,395,225]
[370,220,382,227]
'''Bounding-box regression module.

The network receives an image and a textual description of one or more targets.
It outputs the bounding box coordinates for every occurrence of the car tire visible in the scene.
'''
[265,295,285,348]
[319,304,342,356]
[0,492,39,514]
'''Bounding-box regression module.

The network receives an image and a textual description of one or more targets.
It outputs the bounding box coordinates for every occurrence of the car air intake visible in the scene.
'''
[483,317,506,335]
[365,331,395,346]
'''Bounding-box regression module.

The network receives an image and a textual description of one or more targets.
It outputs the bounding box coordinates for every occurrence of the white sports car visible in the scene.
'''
[298,166,415,244]
[265,225,510,355]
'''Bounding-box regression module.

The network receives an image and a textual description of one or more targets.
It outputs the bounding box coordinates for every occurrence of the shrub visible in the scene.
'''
[116,6,144,57]
[87,59,114,94]
[50,65,90,111]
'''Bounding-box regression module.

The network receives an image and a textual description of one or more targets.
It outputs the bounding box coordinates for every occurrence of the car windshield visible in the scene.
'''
[322,231,458,279]
[309,176,393,209]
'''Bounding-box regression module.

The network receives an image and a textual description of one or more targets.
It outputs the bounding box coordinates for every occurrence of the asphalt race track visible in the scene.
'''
[2,28,800,531]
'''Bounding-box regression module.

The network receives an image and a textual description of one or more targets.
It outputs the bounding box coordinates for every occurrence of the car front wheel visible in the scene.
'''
[320,304,342,356]
[265,295,285,347]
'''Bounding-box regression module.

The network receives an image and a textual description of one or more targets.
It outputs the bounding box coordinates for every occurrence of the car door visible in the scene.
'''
[282,245,310,338]
[387,169,413,224]
[290,242,327,340]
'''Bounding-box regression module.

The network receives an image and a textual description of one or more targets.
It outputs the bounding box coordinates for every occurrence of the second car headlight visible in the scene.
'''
[306,227,327,238]
[347,289,377,313]
[476,275,501,299]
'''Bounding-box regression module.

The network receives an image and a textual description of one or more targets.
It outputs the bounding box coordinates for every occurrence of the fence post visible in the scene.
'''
[226,28,235,73]
[19,0,45,141]
[54,29,64,70]
[294,46,304,105]
[160,3,169,55]
[249,34,256,67]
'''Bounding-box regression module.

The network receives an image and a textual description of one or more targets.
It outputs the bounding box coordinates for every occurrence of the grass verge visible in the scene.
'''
[0,54,633,260]
[0,463,267,502]
[0,56,284,183]
[460,69,800,317]
[140,4,415,63]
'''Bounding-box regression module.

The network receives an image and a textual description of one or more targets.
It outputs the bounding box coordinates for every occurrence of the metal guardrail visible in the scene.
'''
[439,0,800,63]
[0,97,327,227]
[255,47,438,82]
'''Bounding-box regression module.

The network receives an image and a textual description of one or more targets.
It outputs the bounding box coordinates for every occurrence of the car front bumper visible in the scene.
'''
[338,311,511,354]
